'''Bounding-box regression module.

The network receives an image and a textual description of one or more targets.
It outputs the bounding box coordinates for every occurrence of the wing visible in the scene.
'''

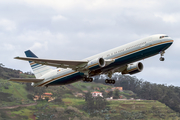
[14,57,88,69]
[9,78,44,83]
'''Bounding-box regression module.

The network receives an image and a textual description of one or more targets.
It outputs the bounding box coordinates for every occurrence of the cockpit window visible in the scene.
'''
[160,36,168,39]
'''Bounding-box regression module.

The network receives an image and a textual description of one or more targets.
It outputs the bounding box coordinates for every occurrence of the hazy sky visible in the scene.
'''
[0,0,179,86]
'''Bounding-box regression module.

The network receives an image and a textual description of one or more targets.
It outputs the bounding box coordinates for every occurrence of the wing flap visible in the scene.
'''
[9,78,44,83]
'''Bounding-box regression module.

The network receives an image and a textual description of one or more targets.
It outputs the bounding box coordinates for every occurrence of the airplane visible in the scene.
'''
[10,34,173,87]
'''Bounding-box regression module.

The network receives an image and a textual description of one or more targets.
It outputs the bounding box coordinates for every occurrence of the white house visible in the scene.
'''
[91,91,103,97]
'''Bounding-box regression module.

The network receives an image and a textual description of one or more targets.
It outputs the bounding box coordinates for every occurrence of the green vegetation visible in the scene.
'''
[0,64,180,119]
[94,74,180,113]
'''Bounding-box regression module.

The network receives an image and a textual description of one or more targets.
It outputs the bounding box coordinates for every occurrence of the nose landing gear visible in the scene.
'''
[159,51,165,61]
[160,57,165,61]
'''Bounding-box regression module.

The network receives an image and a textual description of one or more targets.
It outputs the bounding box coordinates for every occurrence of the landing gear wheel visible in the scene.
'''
[159,51,165,61]
[109,80,112,84]
[105,79,108,83]
[83,77,93,82]
[112,80,115,84]
[87,78,91,82]
[160,57,165,61]
[105,79,115,84]
[83,77,86,81]
[90,78,93,82]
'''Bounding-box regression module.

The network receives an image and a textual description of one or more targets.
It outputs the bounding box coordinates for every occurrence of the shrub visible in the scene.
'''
[56,107,65,113]
[0,92,12,102]
[65,106,81,115]
[54,97,63,103]
[27,94,34,100]
[4,86,9,89]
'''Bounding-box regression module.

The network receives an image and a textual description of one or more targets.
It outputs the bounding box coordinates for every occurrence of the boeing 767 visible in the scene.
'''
[10,34,173,87]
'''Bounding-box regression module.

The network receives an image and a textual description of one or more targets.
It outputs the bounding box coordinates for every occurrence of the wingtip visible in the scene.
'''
[14,56,19,59]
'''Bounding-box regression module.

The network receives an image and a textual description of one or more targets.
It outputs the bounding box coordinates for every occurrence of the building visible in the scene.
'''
[33,95,40,101]
[74,93,84,98]
[91,91,103,97]
[112,87,123,91]
[41,93,53,99]
[33,93,55,102]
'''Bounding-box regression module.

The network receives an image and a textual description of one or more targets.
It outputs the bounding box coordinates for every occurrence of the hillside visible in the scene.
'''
[0,64,180,119]
[0,78,179,120]
[0,63,34,79]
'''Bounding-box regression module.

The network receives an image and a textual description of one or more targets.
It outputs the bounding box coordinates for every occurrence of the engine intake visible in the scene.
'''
[122,62,143,75]
[86,58,115,71]
[86,57,105,70]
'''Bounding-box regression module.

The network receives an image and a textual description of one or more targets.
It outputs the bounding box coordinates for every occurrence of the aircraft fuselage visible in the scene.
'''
[34,34,173,87]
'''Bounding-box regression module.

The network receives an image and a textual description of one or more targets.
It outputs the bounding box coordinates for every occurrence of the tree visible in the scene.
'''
[0,63,4,67]
[107,91,113,98]
[27,94,34,100]
[102,90,107,98]
[85,91,94,110]
[113,89,120,99]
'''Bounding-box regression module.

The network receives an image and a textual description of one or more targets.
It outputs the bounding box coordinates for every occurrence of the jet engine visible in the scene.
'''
[122,62,143,75]
[86,58,114,71]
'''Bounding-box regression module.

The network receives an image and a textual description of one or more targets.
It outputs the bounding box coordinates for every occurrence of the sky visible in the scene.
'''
[0,0,179,86]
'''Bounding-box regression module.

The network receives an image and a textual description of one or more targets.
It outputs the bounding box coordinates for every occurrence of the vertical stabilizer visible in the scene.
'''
[25,50,52,78]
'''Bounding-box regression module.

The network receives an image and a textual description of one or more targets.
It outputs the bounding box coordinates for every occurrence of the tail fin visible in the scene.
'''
[25,50,52,78]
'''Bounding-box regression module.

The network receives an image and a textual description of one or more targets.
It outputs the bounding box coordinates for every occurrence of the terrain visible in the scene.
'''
[0,64,180,120]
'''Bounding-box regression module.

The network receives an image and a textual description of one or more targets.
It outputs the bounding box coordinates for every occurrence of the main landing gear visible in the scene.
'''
[159,51,165,61]
[83,77,93,82]
[105,71,116,84]
[105,79,115,84]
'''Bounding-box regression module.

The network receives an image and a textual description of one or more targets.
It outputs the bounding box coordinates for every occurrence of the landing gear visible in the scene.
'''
[83,77,93,82]
[159,51,165,61]
[105,71,115,84]
[105,79,115,84]
[160,57,165,61]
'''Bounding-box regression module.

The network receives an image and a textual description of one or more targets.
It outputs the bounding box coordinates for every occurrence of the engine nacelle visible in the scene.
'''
[86,58,106,71]
[86,58,114,71]
[122,62,143,75]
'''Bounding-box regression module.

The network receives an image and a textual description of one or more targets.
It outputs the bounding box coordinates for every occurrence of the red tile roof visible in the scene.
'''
[43,93,52,95]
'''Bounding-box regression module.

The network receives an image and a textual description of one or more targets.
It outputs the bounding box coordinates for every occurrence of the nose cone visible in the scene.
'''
[167,39,174,44]
[168,39,174,45]
[163,38,174,50]
[163,36,173,44]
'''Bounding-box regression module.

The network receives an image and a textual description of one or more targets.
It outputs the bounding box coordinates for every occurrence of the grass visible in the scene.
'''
[0,79,28,99]
[0,79,32,106]
[62,98,85,106]
[11,108,34,120]
[106,100,179,119]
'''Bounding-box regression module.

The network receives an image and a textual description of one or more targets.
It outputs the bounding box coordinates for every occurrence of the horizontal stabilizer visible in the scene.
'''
[9,78,44,83]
